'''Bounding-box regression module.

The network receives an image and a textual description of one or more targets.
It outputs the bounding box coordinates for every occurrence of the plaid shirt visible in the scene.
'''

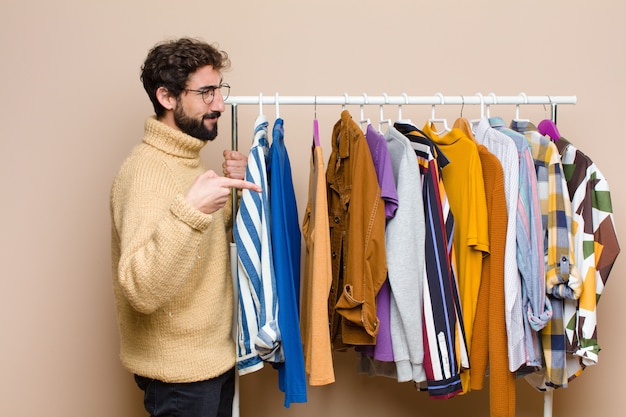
[511,122,582,388]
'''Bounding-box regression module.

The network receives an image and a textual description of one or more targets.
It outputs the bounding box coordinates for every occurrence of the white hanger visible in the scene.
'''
[378,93,392,133]
[486,92,497,118]
[514,92,530,122]
[359,93,371,130]
[397,93,412,124]
[428,92,450,134]
[259,92,263,116]
[469,92,485,131]
[275,92,280,119]
[342,92,349,111]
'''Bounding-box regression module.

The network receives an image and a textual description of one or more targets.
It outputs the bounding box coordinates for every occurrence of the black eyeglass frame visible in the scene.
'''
[183,83,230,104]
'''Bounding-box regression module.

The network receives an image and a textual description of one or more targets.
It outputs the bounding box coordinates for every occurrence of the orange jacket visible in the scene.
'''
[326,110,387,347]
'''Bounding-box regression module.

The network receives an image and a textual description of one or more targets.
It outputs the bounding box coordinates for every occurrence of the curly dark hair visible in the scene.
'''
[140,37,231,117]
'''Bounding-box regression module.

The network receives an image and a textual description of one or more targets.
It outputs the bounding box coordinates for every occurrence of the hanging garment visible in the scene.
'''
[469,144,516,417]
[358,124,399,365]
[394,122,467,399]
[235,114,281,375]
[366,124,399,219]
[472,117,527,372]
[268,118,307,407]
[383,125,426,384]
[421,122,490,393]
[488,117,551,369]
[326,110,387,347]
[300,119,335,386]
[511,121,581,389]
[554,137,620,380]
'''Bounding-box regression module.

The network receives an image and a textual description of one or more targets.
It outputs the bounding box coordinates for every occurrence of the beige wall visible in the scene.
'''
[1,0,624,416]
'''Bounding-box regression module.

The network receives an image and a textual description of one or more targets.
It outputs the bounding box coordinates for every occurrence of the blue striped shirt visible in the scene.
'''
[235,114,282,375]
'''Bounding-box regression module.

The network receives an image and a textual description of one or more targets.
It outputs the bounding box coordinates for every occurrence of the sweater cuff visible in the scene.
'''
[170,194,213,231]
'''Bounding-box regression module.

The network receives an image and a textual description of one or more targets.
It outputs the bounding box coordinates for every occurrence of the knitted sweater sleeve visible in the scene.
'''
[111,154,214,314]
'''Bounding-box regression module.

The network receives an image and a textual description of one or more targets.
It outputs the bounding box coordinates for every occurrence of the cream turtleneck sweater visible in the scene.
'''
[110,117,235,382]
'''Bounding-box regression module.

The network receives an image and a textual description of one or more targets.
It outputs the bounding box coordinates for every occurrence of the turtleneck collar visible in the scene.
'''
[142,116,206,160]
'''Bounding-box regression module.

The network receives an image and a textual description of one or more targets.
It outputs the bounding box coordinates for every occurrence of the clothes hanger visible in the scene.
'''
[486,92,497,119]
[513,92,530,122]
[313,96,320,148]
[453,96,474,138]
[537,96,561,141]
[378,93,392,133]
[469,92,485,132]
[259,92,264,116]
[342,92,349,111]
[396,93,413,125]
[359,93,371,131]
[275,92,280,119]
[428,92,450,134]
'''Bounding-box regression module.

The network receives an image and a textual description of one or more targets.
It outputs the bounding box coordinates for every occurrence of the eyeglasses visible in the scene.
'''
[183,83,230,104]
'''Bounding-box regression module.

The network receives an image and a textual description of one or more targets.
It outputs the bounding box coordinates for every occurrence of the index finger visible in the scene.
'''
[223,177,262,192]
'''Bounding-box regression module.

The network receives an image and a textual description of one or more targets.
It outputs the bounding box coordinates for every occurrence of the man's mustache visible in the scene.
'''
[203,112,221,121]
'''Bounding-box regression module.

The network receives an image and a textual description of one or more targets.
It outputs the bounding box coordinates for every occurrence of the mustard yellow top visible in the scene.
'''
[422,122,490,393]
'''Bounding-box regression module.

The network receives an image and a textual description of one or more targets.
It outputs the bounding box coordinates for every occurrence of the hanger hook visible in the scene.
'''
[517,92,527,119]
[259,92,263,116]
[460,95,465,117]
[548,95,557,122]
[342,92,349,110]
[475,93,484,118]
[381,93,389,120]
[520,92,528,104]
[543,95,552,120]
[487,92,497,118]
[314,95,317,119]
[432,93,444,119]
[275,92,280,118]
[360,93,369,122]
[399,93,409,120]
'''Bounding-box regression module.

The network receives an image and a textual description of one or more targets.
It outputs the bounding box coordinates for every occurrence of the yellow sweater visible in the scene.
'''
[110,117,235,383]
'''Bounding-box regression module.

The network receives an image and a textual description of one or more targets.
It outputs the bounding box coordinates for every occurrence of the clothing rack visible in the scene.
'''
[227,93,577,417]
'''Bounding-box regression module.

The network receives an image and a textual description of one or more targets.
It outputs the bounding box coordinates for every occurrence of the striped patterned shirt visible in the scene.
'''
[395,122,467,399]
[490,117,551,368]
[235,114,281,375]
[474,118,527,371]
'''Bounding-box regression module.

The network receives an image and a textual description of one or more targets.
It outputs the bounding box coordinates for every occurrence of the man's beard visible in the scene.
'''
[174,104,220,141]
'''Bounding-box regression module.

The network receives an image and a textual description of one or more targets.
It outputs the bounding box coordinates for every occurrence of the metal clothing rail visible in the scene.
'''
[225,93,576,106]
[228,93,576,152]
[228,93,575,417]
[227,94,576,132]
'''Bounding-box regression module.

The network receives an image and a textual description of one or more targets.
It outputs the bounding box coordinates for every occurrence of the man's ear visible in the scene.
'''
[156,86,177,111]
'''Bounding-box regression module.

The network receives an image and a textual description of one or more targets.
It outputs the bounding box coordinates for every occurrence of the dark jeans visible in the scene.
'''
[134,368,235,417]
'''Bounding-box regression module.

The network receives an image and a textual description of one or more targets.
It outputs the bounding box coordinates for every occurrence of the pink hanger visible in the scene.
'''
[537,119,561,141]
[312,96,320,148]
[313,119,320,147]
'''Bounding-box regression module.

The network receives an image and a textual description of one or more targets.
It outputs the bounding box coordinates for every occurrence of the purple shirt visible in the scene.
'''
[363,124,398,361]
[366,124,399,219]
